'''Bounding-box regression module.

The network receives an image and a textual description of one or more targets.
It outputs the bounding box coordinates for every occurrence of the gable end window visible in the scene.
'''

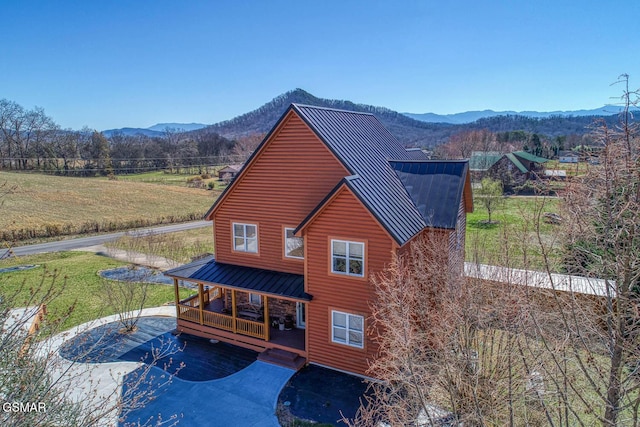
[284,228,304,259]
[233,223,258,253]
[331,240,364,277]
[331,310,364,348]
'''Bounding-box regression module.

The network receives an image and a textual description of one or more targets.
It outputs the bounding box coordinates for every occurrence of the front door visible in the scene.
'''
[296,302,306,329]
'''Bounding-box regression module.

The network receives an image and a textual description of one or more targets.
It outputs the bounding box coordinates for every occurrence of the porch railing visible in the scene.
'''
[178,305,200,323]
[236,317,265,339]
[203,310,234,331]
[177,293,266,340]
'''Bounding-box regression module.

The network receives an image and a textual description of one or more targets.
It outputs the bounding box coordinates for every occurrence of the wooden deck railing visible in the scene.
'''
[235,317,265,339]
[203,310,234,331]
[180,294,199,308]
[177,305,200,323]
[177,303,266,340]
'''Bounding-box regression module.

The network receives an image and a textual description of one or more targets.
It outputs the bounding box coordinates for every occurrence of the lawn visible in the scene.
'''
[0,171,219,242]
[466,196,564,270]
[113,169,230,190]
[0,251,190,330]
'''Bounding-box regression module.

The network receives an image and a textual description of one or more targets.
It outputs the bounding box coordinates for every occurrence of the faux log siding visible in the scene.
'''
[305,187,394,376]
[213,113,348,274]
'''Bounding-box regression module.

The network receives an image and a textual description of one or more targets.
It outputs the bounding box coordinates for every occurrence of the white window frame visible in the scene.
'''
[284,227,304,259]
[249,293,262,306]
[331,240,364,277]
[331,310,364,349]
[232,223,258,253]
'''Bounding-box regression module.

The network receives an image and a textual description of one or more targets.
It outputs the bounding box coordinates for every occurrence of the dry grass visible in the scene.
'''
[0,171,219,242]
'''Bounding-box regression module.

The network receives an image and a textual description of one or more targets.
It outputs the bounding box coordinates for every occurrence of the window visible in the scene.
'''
[249,293,261,306]
[284,228,304,259]
[331,240,364,277]
[331,310,364,348]
[233,223,257,253]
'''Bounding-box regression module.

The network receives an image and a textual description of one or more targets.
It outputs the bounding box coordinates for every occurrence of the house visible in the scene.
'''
[470,151,548,191]
[165,104,473,376]
[558,151,579,163]
[217,164,243,183]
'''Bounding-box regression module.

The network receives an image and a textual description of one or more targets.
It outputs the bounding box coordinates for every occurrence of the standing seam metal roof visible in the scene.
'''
[293,105,428,245]
[292,104,469,244]
[165,255,310,300]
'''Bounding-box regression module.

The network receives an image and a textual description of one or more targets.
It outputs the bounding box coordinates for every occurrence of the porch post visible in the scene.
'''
[198,282,205,325]
[231,289,237,333]
[173,278,180,319]
[263,296,270,341]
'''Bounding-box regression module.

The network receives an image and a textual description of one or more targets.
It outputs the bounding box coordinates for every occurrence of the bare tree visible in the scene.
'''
[546,74,640,426]
[0,268,181,427]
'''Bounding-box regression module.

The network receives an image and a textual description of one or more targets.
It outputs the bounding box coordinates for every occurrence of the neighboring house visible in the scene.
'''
[558,151,579,163]
[217,164,243,183]
[470,151,548,191]
[165,104,473,377]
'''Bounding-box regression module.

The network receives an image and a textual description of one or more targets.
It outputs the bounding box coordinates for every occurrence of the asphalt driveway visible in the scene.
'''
[124,361,295,427]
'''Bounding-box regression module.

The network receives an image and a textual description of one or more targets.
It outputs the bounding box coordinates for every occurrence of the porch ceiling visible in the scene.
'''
[165,256,311,301]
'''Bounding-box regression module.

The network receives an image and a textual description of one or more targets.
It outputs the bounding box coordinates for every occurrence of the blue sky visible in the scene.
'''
[1,1,639,130]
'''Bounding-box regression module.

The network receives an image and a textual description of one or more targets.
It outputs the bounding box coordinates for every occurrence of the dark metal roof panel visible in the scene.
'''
[389,160,468,230]
[293,104,426,245]
[405,148,429,160]
[165,257,310,301]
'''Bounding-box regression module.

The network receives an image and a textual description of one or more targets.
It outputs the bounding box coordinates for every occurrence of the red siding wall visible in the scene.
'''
[304,187,395,376]
[213,112,348,274]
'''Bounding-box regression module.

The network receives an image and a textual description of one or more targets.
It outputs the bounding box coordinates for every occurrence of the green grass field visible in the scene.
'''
[466,196,563,269]
[114,170,230,190]
[0,171,219,242]
[0,251,191,330]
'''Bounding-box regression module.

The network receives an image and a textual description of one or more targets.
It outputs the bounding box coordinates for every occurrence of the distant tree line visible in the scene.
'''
[435,127,596,160]
[0,99,251,176]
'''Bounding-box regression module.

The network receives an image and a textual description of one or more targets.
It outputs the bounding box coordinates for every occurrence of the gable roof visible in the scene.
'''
[505,153,529,173]
[291,105,471,244]
[218,164,243,174]
[512,151,549,164]
[206,103,472,246]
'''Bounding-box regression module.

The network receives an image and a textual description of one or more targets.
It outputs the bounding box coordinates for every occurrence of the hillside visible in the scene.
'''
[203,89,454,147]
[201,89,628,146]
[99,89,635,147]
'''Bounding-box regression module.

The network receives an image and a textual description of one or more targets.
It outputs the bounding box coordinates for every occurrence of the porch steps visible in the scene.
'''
[258,348,306,371]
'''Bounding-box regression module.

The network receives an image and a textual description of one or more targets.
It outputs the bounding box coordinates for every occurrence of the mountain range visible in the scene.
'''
[102,89,634,146]
[403,106,635,124]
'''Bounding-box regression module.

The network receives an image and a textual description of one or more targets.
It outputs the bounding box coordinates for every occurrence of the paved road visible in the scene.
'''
[1,220,210,258]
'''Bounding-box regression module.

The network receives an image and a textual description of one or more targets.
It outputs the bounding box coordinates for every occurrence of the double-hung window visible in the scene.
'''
[331,240,364,277]
[331,310,364,348]
[233,223,257,253]
[284,228,304,259]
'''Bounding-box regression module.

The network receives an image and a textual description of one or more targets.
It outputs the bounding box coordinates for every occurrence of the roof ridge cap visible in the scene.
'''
[292,103,375,116]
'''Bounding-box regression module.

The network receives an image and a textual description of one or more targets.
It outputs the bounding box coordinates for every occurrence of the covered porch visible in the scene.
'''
[165,256,310,358]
